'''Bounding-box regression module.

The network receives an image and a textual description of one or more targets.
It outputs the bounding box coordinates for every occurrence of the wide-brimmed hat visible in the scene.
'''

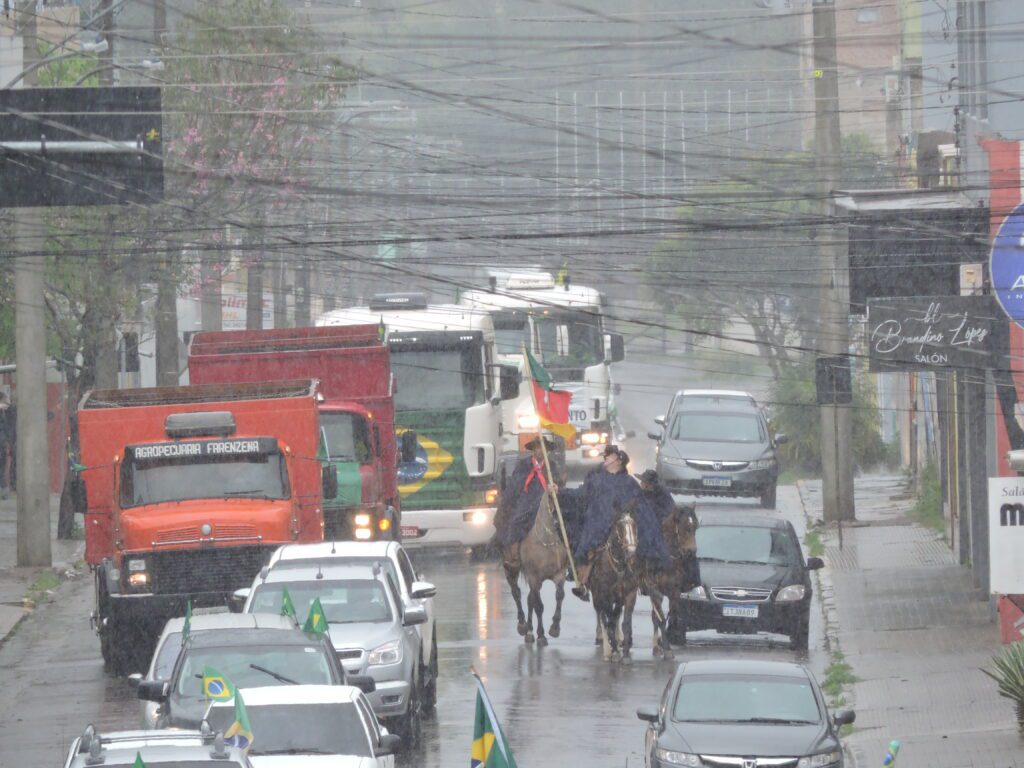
[602,444,619,457]
[636,469,659,485]
[524,435,557,451]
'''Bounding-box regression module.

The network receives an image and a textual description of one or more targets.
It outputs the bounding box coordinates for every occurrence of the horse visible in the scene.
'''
[588,507,639,662]
[502,490,568,647]
[644,501,699,658]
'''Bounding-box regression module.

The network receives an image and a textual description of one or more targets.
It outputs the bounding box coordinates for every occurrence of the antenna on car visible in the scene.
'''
[316,564,324,580]
[372,561,382,577]
[331,539,336,555]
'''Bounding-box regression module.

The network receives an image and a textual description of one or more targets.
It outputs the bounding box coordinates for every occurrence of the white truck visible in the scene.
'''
[458,269,625,483]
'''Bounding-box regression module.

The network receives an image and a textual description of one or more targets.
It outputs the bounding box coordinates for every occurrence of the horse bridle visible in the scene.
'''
[598,510,638,577]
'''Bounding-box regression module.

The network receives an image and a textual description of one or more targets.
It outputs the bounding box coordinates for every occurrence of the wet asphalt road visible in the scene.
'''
[0,357,827,768]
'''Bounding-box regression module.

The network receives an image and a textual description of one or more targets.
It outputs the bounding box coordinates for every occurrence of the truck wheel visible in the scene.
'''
[396,682,422,752]
[420,635,438,715]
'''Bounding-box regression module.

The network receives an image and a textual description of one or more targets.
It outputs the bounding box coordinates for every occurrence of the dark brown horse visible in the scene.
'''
[645,501,699,656]
[589,509,639,662]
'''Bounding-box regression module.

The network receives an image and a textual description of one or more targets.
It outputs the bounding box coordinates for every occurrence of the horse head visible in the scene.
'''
[663,502,698,558]
[615,508,638,561]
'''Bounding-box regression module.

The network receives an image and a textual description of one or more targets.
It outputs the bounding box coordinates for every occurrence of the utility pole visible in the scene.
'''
[813,0,855,523]
[12,0,51,566]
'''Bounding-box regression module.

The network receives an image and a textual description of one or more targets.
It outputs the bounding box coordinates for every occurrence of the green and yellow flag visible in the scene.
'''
[280,587,297,620]
[471,676,517,768]
[182,600,193,643]
[202,666,234,701]
[224,688,254,753]
[303,596,328,636]
[132,753,146,768]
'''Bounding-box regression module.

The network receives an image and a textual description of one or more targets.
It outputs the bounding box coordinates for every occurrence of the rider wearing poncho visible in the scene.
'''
[494,436,558,568]
[560,448,670,600]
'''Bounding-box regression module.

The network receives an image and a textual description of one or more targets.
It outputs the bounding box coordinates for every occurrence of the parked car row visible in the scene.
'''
[66,539,438,766]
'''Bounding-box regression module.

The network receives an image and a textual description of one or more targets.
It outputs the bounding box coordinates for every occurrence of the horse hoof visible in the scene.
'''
[525,632,535,644]
[611,651,622,663]
[537,635,549,647]
[620,654,633,666]
[664,649,675,660]
[549,625,560,639]
[653,646,663,658]
[517,622,528,636]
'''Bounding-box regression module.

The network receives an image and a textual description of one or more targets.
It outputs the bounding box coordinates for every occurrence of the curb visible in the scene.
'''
[795,480,842,658]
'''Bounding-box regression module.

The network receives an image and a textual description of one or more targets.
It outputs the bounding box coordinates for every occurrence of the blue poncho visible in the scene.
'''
[496,455,552,546]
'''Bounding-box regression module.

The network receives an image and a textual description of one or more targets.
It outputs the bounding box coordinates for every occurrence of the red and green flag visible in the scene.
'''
[524,349,575,441]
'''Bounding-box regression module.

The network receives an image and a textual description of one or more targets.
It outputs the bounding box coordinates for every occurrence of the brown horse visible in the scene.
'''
[589,509,639,662]
[502,491,568,646]
[645,501,699,656]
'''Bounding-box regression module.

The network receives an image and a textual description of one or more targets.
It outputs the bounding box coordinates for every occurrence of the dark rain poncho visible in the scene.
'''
[560,470,670,567]
[644,485,677,523]
[496,455,553,546]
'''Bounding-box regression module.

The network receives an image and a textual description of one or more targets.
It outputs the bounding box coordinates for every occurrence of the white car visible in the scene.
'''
[64,726,252,768]
[205,685,399,767]
[234,541,438,712]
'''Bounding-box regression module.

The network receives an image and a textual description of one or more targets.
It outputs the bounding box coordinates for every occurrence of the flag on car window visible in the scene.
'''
[182,599,192,642]
[524,348,575,441]
[202,666,235,701]
[280,587,297,620]
[471,675,517,768]
[303,596,329,636]
[132,753,146,768]
[224,688,254,753]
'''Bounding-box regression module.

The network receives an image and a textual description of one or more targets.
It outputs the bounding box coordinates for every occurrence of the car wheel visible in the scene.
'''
[759,484,777,509]
[789,617,809,651]
[397,679,422,752]
[421,635,438,715]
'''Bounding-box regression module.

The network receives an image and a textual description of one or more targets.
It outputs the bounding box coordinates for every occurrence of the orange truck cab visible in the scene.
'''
[187,325,399,542]
[77,380,332,675]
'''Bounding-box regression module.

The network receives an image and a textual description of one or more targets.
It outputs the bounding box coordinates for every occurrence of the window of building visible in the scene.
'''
[856,7,881,23]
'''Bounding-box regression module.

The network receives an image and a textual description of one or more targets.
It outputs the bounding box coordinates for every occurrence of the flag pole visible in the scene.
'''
[522,344,579,583]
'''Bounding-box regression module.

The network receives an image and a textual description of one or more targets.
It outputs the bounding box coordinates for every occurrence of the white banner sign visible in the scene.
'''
[989,477,1024,593]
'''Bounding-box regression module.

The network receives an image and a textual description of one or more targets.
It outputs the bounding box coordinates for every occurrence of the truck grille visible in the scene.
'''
[152,524,260,546]
[150,546,275,597]
[710,586,773,603]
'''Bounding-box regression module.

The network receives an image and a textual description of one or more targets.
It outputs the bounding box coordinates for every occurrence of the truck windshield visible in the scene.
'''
[390,348,485,411]
[206,702,373,758]
[120,454,288,507]
[534,311,603,370]
[492,311,530,355]
[320,412,372,464]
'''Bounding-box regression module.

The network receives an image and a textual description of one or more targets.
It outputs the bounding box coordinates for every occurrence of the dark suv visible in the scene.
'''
[650,394,785,509]
[674,511,822,650]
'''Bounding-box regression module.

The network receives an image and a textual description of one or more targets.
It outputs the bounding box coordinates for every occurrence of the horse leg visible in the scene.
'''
[650,590,664,658]
[524,589,535,644]
[608,602,623,663]
[504,560,528,636]
[621,589,636,661]
[532,582,547,647]
[549,577,565,639]
[593,605,603,646]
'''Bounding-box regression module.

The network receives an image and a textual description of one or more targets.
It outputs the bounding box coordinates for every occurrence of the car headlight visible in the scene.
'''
[798,750,841,768]
[659,455,689,467]
[776,584,807,602]
[750,458,776,470]
[368,639,403,666]
[656,748,702,767]
[516,413,540,430]
[683,585,707,600]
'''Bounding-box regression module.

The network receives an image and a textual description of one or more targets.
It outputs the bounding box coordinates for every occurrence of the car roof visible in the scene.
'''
[209,685,363,707]
[271,541,397,565]
[262,563,390,584]
[183,625,323,650]
[680,659,811,679]
[161,611,292,635]
[679,389,757,400]
[696,510,791,530]
[70,729,249,766]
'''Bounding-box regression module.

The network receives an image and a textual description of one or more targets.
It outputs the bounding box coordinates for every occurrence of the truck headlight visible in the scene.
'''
[776,584,806,602]
[580,431,607,445]
[368,639,403,666]
[128,571,150,588]
[516,414,540,430]
[354,513,372,528]
[798,751,841,768]
[656,749,702,767]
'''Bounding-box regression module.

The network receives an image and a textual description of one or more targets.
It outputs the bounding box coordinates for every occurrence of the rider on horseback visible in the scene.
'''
[561,448,671,601]
[493,436,560,570]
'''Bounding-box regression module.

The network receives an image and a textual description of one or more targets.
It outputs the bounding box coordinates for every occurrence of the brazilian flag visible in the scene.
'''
[303,596,329,636]
[182,600,193,642]
[132,753,146,768]
[224,688,254,753]
[202,666,234,701]
[471,677,517,768]
[280,587,297,620]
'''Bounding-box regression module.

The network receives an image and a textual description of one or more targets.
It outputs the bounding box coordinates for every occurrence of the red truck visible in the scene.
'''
[76,380,333,674]
[188,325,400,542]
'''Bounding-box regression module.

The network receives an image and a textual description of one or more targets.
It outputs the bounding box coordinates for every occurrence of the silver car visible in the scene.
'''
[63,726,252,768]
[243,562,427,749]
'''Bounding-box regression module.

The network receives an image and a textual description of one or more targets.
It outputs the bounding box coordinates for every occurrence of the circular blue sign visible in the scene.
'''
[992,202,1024,327]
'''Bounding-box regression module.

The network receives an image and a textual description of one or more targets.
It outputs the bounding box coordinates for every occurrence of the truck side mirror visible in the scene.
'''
[322,464,339,499]
[606,333,625,363]
[499,365,520,401]
[400,431,419,464]
[229,587,250,613]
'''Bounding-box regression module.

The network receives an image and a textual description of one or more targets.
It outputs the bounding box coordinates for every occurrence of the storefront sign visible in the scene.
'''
[989,477,1024,594]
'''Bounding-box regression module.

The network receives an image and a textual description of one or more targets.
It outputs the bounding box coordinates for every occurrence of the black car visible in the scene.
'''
[638,659,855,768]
[135,613,374,729]
[674,511,823,650]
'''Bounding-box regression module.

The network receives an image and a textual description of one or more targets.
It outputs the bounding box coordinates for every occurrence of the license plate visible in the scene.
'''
[400,525,424,539]
[722,604,758,619]
[702,476,732,488]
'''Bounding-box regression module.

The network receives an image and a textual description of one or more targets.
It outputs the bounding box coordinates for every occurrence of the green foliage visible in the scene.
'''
[913,461,944,533]
[37,51,100,87]
[822,652,858,700]
[804,528,824,558]
[768,360,890,473]
[982,641,1024,724]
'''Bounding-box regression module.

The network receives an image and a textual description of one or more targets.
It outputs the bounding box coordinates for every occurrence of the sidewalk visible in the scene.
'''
[798,476,1022,768]
[0,493,83,644]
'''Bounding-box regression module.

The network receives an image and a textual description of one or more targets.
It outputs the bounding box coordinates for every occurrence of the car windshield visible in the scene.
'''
[671,412,764,443]
[250,580,392,624]
[390,348,485,411]
[175,644,334,696]
[121,454,288,506]
[673,674,821,723]
[206,702,373,758]
[534,311,603,370]
[320,412,372,464]
[697,525,800,566]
